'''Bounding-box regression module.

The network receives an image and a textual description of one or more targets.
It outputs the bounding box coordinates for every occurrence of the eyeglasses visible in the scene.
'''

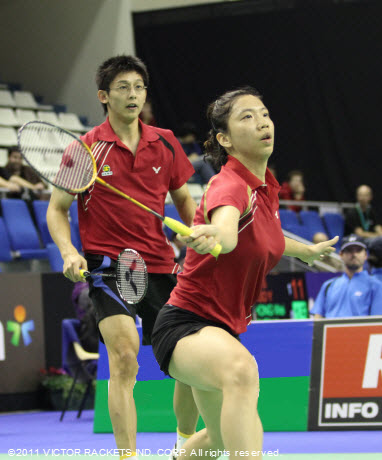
[108,83,147,95]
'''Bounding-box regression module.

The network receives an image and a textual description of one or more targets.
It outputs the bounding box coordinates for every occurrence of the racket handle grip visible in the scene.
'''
[79,269,90,278]
[163,216,222,258]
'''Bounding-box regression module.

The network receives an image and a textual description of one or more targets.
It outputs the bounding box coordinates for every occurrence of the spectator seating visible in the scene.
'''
[187,183,204,201]
[0,148,7,166]
[37,110,59,125]
[0,89,16,107]
[322,212,344,249]
[279,209,300,228]
[16,109,37,125]
[47,243,64,272]
[299,210,327,240]
[1,199,47,259]
[279,208,344,244]
[0,126,18,147]
[69,200,82,251]
[0,217,12,262]
[32,200,54,246]
[164,203,182,239]
[13,91,38,109]
[0,108,18,127]
[58,113,85,132]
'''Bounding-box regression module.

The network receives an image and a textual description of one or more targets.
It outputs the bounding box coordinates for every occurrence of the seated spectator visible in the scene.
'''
[139,99,157,126]
[312,232,343,271]
[71,282,98,353]
[177,122,216,185]
[368,236,382,283]
[1,146,46,199]
[311,234,382,318]
[279,170,305,212]
[344,185,382,239]
[0,174,22,194]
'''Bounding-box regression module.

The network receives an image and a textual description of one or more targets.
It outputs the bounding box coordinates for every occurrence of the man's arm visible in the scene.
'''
[9,175,44,191]
[353,226,381,238]
[47,188,87,282]
[169,183,197,227]
[0,176,21,192]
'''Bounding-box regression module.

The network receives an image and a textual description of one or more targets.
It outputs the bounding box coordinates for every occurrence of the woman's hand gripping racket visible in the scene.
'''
[80,249,148,304]
[17,121,222,258]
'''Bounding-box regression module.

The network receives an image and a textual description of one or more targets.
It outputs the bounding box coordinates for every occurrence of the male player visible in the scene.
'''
[47,55,199,459]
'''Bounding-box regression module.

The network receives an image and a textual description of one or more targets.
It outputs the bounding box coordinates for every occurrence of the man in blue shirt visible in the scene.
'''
[311,234,382,318]
[368,236,382,283]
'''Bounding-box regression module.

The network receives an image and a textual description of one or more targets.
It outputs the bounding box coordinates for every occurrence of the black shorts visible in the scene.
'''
[85,253,177,345]
[151,304,239,377]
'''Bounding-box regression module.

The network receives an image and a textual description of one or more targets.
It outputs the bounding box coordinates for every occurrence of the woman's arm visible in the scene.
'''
[284,236,339,266]
[177,205,240,255]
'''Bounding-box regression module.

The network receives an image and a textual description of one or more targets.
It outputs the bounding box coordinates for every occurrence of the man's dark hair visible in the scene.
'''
[7,146,20,158]
[96,55,149,115]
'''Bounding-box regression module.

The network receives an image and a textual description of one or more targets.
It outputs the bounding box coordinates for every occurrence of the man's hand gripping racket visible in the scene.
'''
[80,249,148,304]
[17,121,222,258]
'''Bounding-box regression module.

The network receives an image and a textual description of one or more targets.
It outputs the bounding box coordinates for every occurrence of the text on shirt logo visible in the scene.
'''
[275,211,279,219]
[152,167,161,174]
[101,164,113,176]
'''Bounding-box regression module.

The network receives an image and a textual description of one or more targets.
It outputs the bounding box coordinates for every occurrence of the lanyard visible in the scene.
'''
[356,204,371,231]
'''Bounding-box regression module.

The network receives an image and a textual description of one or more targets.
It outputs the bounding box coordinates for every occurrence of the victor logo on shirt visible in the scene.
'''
[101,165,113,176]
[152,167,161,174]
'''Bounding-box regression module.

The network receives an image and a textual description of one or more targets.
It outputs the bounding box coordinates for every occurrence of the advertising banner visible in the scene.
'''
[309,317,382,430]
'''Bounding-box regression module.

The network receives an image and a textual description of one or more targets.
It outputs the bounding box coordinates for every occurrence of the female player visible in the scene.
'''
[152,86,338,459]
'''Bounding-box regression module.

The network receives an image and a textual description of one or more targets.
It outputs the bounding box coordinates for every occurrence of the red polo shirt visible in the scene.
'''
[78,118,194,273]
[168,156,285,334]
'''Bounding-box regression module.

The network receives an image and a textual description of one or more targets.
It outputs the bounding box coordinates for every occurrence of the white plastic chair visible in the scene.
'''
[58,113,85,132]
[0,127,18,147]
[0,148,8,166]
[14,91,38,109]
[16,109,37,125]
[36,110,59,124]
[0,90,16,108]
[0,108,19,127]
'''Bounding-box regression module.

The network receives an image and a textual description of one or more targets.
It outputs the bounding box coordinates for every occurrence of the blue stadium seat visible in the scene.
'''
[322,213,344,250]
[0,217,12,262]
[299,210,327,240]
[69,200,82,251]
[1,199,47,259]
[32,200,54,246]
[278,209,300,227]
[164,203,182,239]
[47,243,64,272]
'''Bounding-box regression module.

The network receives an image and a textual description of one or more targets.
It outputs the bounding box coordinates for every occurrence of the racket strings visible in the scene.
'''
[117,250,148,304]
[18,122,94,192]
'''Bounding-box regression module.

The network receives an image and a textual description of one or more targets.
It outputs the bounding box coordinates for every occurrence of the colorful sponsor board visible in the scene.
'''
[309,318,382,429]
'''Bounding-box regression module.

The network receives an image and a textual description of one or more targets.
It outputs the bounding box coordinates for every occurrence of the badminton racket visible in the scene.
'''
[17,121,222,257]
[80,249,147,304]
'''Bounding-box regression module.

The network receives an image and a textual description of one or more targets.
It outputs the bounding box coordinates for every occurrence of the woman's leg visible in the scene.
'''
[169,326,262,458]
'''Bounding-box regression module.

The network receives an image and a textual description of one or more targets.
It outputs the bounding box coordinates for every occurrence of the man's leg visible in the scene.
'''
[99,314,140,457]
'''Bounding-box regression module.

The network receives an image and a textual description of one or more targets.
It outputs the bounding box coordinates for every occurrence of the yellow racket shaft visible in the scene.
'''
[163,216,222,258]
[96,177,222,258]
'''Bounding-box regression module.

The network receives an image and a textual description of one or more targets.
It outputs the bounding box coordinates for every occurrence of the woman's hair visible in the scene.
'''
[204,86,262,169]
[96,55,149,115]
